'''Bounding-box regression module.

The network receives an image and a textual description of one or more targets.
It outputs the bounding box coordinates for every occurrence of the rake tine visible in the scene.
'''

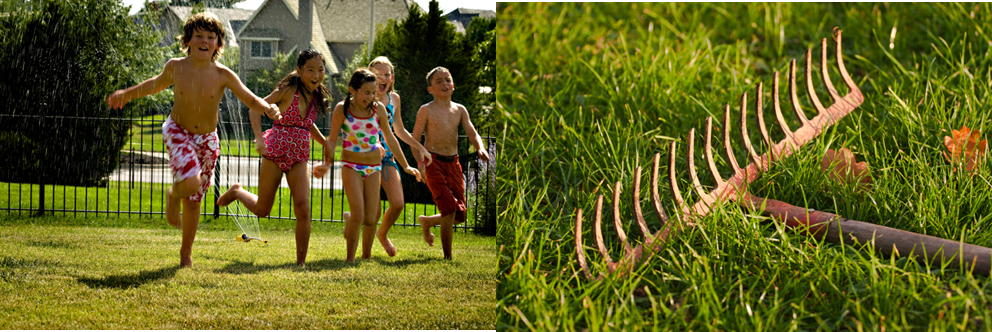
[704,117,726,188]
[723,104,742,175]
[804,48,827,116]
[740,93,762,170]
[789,59,812,127]
[755,83,775,164]
[650,153,671,226]
[686,128,715,209]
[613,182,634,256]
[574,208,591,279]
[772,72,799,149]
[592,194,617,272]
[834,29,864,105]
[632,167,654,240]
[820,37,849,111]
[668,141,689,222]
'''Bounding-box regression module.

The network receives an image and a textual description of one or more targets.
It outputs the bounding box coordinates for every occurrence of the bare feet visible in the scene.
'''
[216,183,242,207]
[419,215,435,246]
[180,256,192,268]
[165,188,182,229]
[378,234,397,257]
[342,212,351,239]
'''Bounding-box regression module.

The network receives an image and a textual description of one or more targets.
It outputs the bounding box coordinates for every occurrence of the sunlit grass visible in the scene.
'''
[497,3,992,330]
[0,214,495,329]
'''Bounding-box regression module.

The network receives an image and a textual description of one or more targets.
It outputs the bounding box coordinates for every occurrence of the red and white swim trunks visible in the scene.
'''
[162,116,220,203]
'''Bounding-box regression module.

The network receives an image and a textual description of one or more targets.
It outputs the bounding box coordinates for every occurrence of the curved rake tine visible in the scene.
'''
[612,182,634,257]
[834,29,864,104]
[805,48,827,118]
[632,167,654,240]
[650,153,671,226]
[574,208,591,279]
[740,92,762,171]
[686,128,715,211]
[668,141,689,224]
[789,59,812,128]
[591,195,616,273]
[772,72,798,149]
[704,117,726,188]
[754,82,774,163]
[723,104,742,176]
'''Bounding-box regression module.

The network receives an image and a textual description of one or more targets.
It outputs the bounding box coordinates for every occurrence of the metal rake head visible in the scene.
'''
[575,29,864,279]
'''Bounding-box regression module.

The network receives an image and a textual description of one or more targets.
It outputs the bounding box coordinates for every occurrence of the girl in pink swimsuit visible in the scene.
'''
[217,49,331,267]
[317,68,425,263]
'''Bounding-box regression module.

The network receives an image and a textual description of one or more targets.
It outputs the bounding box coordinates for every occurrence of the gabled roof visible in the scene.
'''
[236,0,338,74]
[167,6,254,48]
[315,0,411,42]
[445,8,496,17]
[237,0,299,37]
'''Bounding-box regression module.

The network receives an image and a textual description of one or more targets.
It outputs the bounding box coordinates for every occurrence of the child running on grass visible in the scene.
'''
[105,12,280,267]
[411,67,490,260]
[216,49,331,267]
[364,56,432,258]
[318,68,424,263]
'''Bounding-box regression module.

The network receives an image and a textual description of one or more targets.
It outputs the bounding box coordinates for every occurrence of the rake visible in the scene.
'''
[574,29,992,280]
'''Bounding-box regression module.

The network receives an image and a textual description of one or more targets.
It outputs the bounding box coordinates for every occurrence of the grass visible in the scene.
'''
[497,3,992,330]
[0,214,495,329]
[125,114,342,161]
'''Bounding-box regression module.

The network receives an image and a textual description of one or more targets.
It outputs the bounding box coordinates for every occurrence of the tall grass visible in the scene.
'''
[497,3,992,330]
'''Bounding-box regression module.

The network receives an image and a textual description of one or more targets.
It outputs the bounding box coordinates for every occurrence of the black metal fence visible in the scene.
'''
[0,114,496,233]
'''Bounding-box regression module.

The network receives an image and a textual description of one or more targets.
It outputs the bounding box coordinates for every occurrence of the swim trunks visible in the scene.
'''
[424,152,466,224]
[162,116,220,203]
[263,90,317,172]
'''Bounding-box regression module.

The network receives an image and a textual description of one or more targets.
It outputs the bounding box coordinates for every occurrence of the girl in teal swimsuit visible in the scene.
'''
[316,68,424,263]
[366,57,432,257]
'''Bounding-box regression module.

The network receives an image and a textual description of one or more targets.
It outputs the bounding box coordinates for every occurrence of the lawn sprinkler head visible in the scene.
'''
[262,240,268,244]
[241,233,249,240]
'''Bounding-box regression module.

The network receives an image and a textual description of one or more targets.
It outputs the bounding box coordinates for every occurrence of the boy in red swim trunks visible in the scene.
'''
[411,67,490,260]
[106,12,280,267]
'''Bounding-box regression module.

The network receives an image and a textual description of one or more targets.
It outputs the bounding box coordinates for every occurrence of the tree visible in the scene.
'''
[0,0,163,187]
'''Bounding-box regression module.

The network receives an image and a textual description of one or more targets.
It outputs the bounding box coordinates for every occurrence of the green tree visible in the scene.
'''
[0,0,164,188]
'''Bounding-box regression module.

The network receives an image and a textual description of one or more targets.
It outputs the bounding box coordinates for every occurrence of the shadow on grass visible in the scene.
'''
[76,266,180,289]
[215,256,441,274]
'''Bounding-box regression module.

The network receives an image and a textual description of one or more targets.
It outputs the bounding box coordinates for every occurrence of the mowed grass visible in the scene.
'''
[497,3,992,331]
[0,214,495,329]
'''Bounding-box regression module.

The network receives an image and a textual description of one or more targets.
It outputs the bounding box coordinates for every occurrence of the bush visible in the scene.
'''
[0,0,164,187]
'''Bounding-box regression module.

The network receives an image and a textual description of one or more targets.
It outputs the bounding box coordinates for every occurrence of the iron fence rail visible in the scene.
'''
[0,114,496,232]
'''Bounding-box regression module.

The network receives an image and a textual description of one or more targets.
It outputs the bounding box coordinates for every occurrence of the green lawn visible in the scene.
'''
[498,3,992,330]
[126,114,342,161]
[0,214,495,329]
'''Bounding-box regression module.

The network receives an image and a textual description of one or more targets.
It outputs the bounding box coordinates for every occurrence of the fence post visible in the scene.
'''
[38,180,45,216]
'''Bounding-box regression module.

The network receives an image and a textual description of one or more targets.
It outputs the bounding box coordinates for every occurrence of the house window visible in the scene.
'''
[251,41,274,58]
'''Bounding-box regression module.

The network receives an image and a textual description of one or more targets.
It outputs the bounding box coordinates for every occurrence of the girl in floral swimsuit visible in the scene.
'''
[217,49,331,267]
[318,68,424,263]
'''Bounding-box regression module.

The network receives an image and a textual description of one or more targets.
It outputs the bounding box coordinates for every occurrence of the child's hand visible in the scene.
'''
[478,149,490,162]
[419,147,433,167]
[106,90,129,110]
[313,163,330,178]
[404,166,422,182]
[266,103,282,121]
[255,138,268,156]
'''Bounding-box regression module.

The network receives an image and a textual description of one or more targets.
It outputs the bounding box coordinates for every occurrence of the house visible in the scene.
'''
[444,7,495,34]
[131,5,254,49]
[236,0,411,80]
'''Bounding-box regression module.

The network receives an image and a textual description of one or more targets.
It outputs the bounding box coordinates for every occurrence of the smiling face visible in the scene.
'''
[370,63,394,95]
[427,70,454,97]
[298,57,325,92]
[188,28,219,61]
[348,81,378,111]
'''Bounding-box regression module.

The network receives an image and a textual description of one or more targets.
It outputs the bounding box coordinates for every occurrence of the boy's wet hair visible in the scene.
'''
[425,66,450,86]
[368,56,395,93]
[275,49,330,114]
[181,12,226,61]
[344,68,378,113]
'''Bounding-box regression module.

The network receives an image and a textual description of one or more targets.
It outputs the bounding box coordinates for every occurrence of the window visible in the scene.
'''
[251,40,274,58]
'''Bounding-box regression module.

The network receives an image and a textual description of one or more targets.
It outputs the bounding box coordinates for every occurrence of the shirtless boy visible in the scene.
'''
[411,67,490,260]
[106,12,280,267]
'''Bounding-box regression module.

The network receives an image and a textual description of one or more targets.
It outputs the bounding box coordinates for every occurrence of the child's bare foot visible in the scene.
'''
[378,234,397,257]
[418,216,435,246]
[216,183,242,207]
[165,188,182,229]
[180,257,192,268]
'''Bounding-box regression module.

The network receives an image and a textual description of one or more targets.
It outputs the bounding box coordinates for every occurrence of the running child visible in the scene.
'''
[106,12,280,267]
[317,68,423,263]
[216,49,331,267]
[411,67,490,260]
[364,56,432,258]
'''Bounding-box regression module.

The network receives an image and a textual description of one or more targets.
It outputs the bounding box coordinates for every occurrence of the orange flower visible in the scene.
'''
[943,126,987,172]
[820,147,872,191]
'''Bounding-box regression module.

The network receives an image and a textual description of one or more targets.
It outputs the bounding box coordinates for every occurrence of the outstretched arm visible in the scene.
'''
[222,66,281,120]
[460,105,489,162]
[314,103,345,178]
[378,102,422,182]
[106,59,177,109]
